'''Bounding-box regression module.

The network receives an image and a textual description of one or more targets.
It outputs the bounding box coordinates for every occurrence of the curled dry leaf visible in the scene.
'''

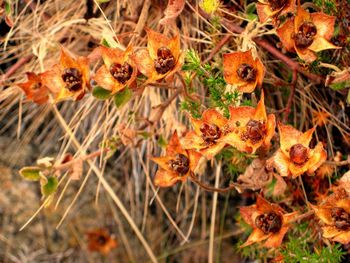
[159,0,185,26]
[117,124,137,146]
[235,159,286,196]
[87,228,118,255]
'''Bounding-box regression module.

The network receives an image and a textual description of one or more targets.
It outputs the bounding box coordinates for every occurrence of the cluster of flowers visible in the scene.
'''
[16,0,348,251]
[17,28,182,104]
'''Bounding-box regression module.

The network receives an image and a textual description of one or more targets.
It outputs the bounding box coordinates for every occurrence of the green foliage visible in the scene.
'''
[245,3,257,21]
[41,176,59,196]
[114,87,132,108]
[180,100,202,119]
[182,49,240,118]
[92,86,112,100]
[280,222,346,263]
[313,0,337,15]
[19,167,41,181]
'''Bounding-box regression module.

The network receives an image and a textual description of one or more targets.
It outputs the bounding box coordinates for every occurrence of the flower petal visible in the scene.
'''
[94,65,124,93]
[271,149,290,177]
[308,37,340,53]
[146,28,180,61]
[200,142,226,159]
[188,150,202,172]
[150,156,173,172]
[241,228,269,247]
[306,142,327,175]
[240,205,257,226]
[312,204,333,225]
[311,12,336,40]
[166,130,187,157]
[219,130,254,154]
[278,123,301,156]
[202,109,228,128]
[294,6,311,32]
[264,226,289,248]
[276,18,295,52]
[182,131,206,150]
[295,46,317,63]
[154,169,186,187]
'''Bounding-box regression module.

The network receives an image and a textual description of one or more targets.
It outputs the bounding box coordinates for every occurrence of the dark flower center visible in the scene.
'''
[293,22,317,49]
[168,153,190,175]
[236,63,256,82]
[61,67,83,92]
[109,62,133,84]
[255,212,283,234]
[32,82,42,90]
[97,235,107,245]
[154,47,176,74]
[331,207,350,230]
[200,123,222,144]
[241,119,266,144]
[289,143,308,165]
[269,0,287,11]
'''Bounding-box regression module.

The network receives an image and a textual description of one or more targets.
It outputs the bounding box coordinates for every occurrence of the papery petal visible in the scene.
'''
[200,142,226,159]
[256,3,277,23]
[254,90,267,121]
[311,12,336,40]
[166,130,187,157]
[294,6,311,32]
[256,195,283,214]
[94,65,125,93]
[134,49,155,78]
[240,205,258,226]
[202,109,228,128]
[283,211,299,224]
[276,18,295,52]
[188,150,202,172]
[298,126,315,146]
[332,231,350,244]
[41,65,65,94]
[219,130,254,153]
[322,226,343,239]
[264,226,289,248]
[278,123,301,156]
[150,156,173,172]
[229,106,256,126]
[308,37,340,53]
[295,46,317,63]
[312,204,334,225]
[306,142,327,175]
[241,228,269,247]
[182,131,206,150]
[238,80,259,93]
[335,199,350,213]
[263,114,276,150]
[17,72,49,104]
[255,56,265,88]
[154,169,186,187]
[60,47,80,69]
[271,149,290,177]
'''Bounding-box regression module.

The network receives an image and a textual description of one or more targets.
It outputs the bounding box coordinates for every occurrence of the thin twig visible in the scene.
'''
[189,172,236,193]
[283,69,298,122]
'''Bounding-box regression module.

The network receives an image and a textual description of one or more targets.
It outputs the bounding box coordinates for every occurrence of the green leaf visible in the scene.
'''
[4,1,11,15]
[19,166,41,181]
[329,81,350,91]
[101,38,111,48]
[92,86,112,100]
[157,135,167,148]
[97,0,110,3]
[41,176,58,196]
[246,3,256,15]
[347,89,350,105]
[114,88,132,108]
[199,0,220,14]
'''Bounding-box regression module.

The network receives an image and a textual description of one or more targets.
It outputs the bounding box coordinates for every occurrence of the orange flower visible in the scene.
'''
[151,131,201,187]
[276,6,339,63]
[223,49,265,93]
[218,91,276,154]
[93,45,137,94]
[312,190,350,244]
[256,0,296,23]
[269,123,327,178]
[41,47,90,102]
[182,109,228,159]
[17,72,49,104]
[134,28,182,83]
[240,195,298,248]
[86,228,118,255]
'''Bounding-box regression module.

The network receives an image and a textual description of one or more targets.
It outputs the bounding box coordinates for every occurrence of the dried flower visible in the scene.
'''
[134,28,182,83]
[151,131,201,187]
[240,195,298,248]
[269,123,327,178]
[17,72,49,104]
[182,109,229,159]
[312,189,350,244]
[41,47,90,102]
[223,49,265,93]
[94,45,137,94]
[87,228,118,255]
[218,91,275,154]
[277,6,339,63]
[256,0,296,23]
